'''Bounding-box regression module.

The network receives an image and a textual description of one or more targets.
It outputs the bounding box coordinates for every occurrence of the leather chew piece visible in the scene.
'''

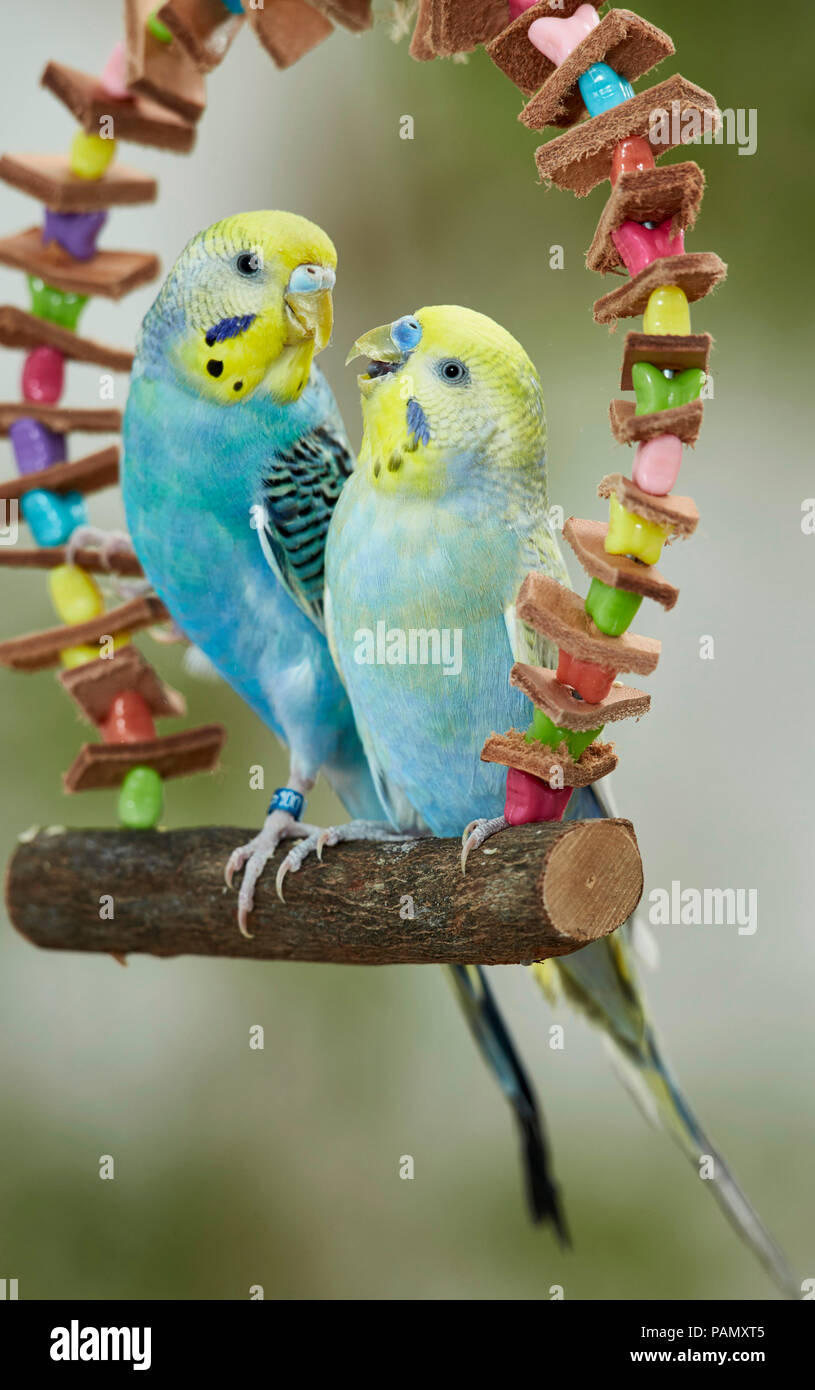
[0,446,119,500]
[41,62,196,153]
[247,2,334,69]
[510,662,650,728]
[59,646,186,724]
[0,153,157,213]
[0,546,143,578]
[0,596,169,672]
[535,74,720,196]
[0,404,121,436]
[64,724,226,792]
[481,729,617,786]
[0,227,160,301]
[517,572,660,675]
[563,516,679,610]
[0,306,133,373]
[419,0,511,57]
[609,397,704,446]
[597,473,699,537]
[125,0,206,122]
[593,251,727,325]
[620,331,711,390]
[520,9,675,131]
[156,0,244,72]
[587,162,706,275]
[487,1,604,96]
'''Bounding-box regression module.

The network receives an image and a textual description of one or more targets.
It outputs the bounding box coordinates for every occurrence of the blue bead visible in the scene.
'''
[578,63,635,118]
[21,488,88,546]
[221,0,244,12]
[391,315,423,354]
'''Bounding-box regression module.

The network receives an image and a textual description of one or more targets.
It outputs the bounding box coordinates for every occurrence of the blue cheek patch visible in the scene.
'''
[205,313,257,347]
[406,397,430,449]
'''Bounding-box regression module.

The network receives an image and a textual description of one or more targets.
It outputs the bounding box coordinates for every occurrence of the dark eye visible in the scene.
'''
[236,251,261,276]
[438,358,468,384]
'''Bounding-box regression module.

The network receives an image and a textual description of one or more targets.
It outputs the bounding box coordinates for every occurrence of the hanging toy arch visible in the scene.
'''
[0,1,727,967]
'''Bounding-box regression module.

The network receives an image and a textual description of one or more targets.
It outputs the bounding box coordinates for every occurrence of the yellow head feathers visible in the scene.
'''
[150,210,338,405]
[347,305,547,496]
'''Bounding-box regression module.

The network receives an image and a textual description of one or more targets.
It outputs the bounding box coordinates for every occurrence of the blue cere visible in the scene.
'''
[578,63,635,117]
[391,315,423,354]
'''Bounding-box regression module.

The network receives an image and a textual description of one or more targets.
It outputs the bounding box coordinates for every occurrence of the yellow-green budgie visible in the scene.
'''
[305,303,796,1295]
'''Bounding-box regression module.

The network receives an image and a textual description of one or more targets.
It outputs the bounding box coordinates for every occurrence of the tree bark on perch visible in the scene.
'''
[5,820,643,965]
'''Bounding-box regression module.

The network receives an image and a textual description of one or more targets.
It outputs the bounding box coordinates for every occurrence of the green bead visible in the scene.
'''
[147,10,173,42]
[632,362,705,416]
[118,765,164,829]
[524,707,603,760]
[27,275,88,331]
[585,577,642,637]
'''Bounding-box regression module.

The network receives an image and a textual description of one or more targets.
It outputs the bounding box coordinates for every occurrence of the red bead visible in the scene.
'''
[21,345,65,404]
[100,690,157,744]
[610,136,655,186]
[556,649,616,704]
[504,766,573,825]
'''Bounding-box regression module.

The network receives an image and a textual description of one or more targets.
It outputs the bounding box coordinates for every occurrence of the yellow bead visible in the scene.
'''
[605,493,667,566]
[69,131,117,180]
[642,285,691,336]
[48,564,104,624]
[59,644,100,669]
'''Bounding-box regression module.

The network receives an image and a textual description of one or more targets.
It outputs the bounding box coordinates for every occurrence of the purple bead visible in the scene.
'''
[42,208,107,262]
[9,417,67,475]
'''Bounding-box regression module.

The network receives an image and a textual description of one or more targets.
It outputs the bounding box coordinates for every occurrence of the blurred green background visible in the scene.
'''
[0,1,812,1300]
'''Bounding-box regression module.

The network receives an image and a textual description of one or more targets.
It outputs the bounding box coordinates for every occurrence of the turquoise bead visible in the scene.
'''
[118,766,164,830]
[578,63,634,118]
[21,489,87,546]
[221,0,244,11]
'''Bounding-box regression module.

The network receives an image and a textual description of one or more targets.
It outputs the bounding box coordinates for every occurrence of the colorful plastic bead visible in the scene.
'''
[101,691,157,744]
[21,345,65,404]
[42,208,107,262]
[611,218,685,277]
[632,362,705,415]
[585,576,643,637]
[504,766,573,825]
[631,434,684,496]
[9,417,66,474]
[642,285,691,336]
[48,564,104,624]
[578,63,634,118]
[146,10,174,41]
[610,136,655,186]
[99,40,132,99]
[27,276,87,331]
[60,644,101,670]
[21,489,87,547]
[220,0,245,12]
[525,707,603,761]
[528,5,600,66]
[556,648,617,704]
[605,492,667,566]
[118,765,164,829]
[69,131,117,181]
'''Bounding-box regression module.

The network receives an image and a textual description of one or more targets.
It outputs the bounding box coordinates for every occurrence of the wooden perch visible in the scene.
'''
[5,820,643,966]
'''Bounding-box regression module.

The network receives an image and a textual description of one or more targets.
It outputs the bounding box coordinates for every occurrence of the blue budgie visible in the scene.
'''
[313,302,796,1295]
[120,214,565,1236]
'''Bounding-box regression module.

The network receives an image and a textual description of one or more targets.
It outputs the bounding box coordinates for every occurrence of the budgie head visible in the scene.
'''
[346,305,547,498]
[138,210,337,405]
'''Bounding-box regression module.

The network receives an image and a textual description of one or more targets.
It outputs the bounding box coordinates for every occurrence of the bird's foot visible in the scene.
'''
[275,819,413,903]
[460,815,509,874]
[64,526,151,599]
[225,811,323,938]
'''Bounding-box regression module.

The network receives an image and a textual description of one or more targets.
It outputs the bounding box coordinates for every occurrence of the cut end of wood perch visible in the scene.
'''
[5,820,643,967]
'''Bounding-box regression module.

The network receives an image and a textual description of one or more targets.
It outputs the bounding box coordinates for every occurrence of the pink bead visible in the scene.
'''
[509,0,540,17]
[611,218,685,277]
[504,766,573,825]
[631,434,683,496]
[528,4,600,66]
[21,345,65,404]
[99,41,132,101]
